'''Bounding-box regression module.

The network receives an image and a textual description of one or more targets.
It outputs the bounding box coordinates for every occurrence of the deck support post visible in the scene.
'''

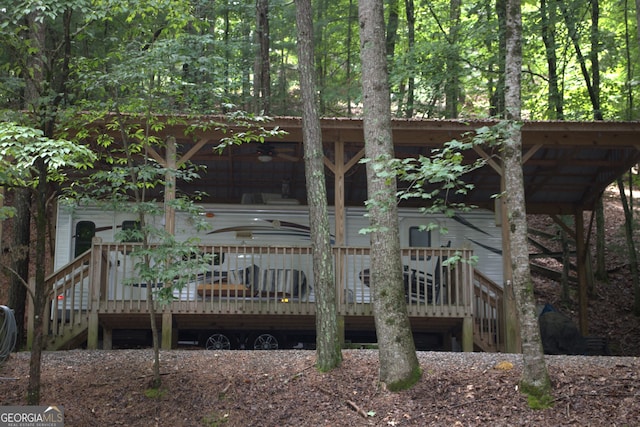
[102,327,113,350]
[461,317,473,352]
[161,311,173,350]
[337,315,345,348]
[87,312,99,349]
[575,209,589,335]
[87,237,103,350]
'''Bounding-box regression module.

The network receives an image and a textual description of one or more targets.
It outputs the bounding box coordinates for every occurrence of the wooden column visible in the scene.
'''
[333,139,346,246]
[87,237,103,349]
[461,317,473,352]
[162,136,177,350]
[575,209,589,335]
[164,136,177,235]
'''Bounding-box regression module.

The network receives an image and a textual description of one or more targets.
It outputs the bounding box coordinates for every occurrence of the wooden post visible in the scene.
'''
[333,139,345,246]
[102,327,113,350]
[160,137,177,350]
[87,237,103,349]
[165,136,177,235]
[575,209,589,335]
[161,311,174,350]
[461,317,473,352]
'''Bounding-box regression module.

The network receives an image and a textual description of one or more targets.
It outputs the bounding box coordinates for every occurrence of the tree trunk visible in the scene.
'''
[358,0,420,391]
[617,178,640,316]
[491,0,507,117]
[385,0,400,59]
[254,0,270,114]
[27,158,48,405]
[7,188,31,348]
[503,0,552,403]
[540,0,563,119]
[595,196,608,281]
[295,0,342,371]
[558,0,602,120]
[346,0,355,116]
[404,0,415,118]
[445,0,461,118]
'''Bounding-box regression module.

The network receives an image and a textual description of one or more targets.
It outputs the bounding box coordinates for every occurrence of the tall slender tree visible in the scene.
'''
[255,0,271,114]
[502,0,553,405]
[294,0,342,371]
[358,0,420,391]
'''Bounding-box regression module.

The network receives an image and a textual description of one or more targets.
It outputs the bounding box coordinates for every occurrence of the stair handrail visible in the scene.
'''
[472,269,504,352]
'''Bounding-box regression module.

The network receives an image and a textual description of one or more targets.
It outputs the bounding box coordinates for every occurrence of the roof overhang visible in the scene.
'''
[81,115,640,215]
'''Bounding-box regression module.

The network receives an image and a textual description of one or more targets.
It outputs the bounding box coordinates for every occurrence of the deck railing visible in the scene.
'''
[473,269,504,352]
[46,250,92,341]
[45,241,494,348]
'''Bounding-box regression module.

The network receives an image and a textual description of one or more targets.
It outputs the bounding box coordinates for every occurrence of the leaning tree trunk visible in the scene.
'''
[295,0,342,371]
[503,0,552,403]
[358,0,420,391]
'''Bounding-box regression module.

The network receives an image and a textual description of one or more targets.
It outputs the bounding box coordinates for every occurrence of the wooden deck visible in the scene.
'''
[40,241,504,352]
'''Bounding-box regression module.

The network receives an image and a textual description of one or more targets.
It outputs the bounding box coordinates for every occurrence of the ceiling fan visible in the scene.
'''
[256,143,299,162]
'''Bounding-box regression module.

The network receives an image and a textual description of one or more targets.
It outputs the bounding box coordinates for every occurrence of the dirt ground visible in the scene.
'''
[1,349,639,426]
[2,190,640,426]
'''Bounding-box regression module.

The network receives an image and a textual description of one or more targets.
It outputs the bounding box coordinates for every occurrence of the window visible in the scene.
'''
[74,221,96,257]
[409,226,431,261]
[409,226,431,247]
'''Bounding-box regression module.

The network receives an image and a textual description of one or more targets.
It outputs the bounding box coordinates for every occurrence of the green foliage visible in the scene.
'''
[3,0,638,120]
[0,120,95,189]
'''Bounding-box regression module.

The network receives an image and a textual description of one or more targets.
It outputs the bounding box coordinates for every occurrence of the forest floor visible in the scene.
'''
[1,188,639,426]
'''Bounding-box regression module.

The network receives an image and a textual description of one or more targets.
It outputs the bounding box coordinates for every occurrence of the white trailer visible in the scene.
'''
[54,194,503,296]
[52,194,503,349]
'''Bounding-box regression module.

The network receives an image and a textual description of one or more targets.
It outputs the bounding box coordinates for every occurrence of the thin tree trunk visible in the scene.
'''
[491,0,507,117]
[346,0,355,116]
[557,1,602,120]
[385,0,400,58]
[358,0,420,391]
[595,196,608,281]
[617,178,640,316]
[405,0,415,118]
[24,8,45,405]
[27,158,47,405]
[7,188,31,348]
[295,0,342,371]
[255,0,270,114]
[540,0,563,119]
[503,0,552,402]
[445,0,461,118]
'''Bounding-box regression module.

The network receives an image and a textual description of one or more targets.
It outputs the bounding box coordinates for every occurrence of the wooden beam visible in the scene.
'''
[177,138,211,167]
[472,145,502,175]
[522,144,543,163]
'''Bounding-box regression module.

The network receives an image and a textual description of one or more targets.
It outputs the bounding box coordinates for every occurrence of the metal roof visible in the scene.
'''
[89,116,640,214]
